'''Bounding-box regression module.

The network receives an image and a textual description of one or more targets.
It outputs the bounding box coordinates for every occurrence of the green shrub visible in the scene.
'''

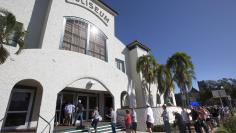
[153,124,175,132]
[215,125,229,133]
[222,116,236,133]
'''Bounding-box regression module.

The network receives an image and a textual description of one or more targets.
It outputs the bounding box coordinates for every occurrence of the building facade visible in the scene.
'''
[0,0,176,132]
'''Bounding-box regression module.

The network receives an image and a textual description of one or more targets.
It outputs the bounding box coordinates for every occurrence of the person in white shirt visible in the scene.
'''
[91,107,100,133]
[161,104,171,133]
[181,107,191,133]
[64,102,75,126]
[131,108,137,133]
[145,103,154,133]
[106,108,117,133]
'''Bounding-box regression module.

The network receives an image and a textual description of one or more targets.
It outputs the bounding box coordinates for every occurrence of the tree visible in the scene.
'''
[136,54,158,106]
[156,64,174,105]
[0,8,26,64]
[198,78,236,105]
[167,52,195,107]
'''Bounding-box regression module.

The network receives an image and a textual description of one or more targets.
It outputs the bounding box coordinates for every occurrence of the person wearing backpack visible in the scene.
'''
[91,107,100,133]
[73,100,84,128]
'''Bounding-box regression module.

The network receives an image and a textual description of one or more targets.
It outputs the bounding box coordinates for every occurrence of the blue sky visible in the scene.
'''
[103,0,236,93]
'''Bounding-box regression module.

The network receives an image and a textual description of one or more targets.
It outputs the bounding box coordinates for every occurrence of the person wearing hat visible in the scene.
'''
[161,104,171,133]
[145,103,154,133]
[73,100,84,128]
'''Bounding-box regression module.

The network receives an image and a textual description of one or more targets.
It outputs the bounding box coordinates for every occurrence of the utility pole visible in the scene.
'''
[218,91,223,108]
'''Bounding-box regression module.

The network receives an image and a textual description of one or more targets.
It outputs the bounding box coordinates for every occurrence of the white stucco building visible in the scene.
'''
[0,0,176,132]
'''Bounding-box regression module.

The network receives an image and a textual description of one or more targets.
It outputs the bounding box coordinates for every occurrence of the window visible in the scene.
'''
[88,25,107,61]
[120,91,129,108]
[116,58,125,73]
[4,89,34,128]
[62,17,107,61]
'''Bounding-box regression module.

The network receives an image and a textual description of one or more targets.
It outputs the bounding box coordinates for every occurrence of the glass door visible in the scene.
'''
[77,96,88,120]
[55,94,62,125]
[88,96,98,119]
[4,89,34,129]
[77,95,98,120]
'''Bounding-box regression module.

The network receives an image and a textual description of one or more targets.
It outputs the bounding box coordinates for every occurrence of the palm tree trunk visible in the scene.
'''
[0,44,9,64]
[181,87,188,108]
[148,83,151,106]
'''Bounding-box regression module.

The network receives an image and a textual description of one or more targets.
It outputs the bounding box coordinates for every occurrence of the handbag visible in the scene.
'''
[98,115,103,121]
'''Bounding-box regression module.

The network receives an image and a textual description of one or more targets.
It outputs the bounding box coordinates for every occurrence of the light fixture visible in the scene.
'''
[86,81,95,89]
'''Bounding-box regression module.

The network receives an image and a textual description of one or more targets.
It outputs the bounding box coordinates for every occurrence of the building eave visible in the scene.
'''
[127,40,151,52]
[93,0,119,16]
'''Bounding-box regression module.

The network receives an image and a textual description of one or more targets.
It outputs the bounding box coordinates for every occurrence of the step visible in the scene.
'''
[56,125,124,133]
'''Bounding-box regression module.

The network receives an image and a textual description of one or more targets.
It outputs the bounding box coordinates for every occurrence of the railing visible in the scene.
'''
[0,117,4,122]
[38,114,51,133]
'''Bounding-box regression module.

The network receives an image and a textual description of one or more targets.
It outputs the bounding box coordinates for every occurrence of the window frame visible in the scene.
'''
[60,16,108,61]
[115,58,126,73]
[3,87,35,130]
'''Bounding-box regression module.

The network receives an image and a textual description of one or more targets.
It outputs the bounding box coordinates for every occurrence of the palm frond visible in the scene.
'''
[0,8,26,64]
[0,45,9,64]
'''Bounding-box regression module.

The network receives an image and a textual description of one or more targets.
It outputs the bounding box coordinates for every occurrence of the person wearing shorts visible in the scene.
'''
[145,103,154,133]
[124,110,131,133]
[64,102,75,126]
[131,108,137,133]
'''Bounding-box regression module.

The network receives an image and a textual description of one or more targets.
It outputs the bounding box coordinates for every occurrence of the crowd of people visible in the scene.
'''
[62,100,102,133]
[161,105,234,133]
[121,104,234,133]
[62,100,234,133]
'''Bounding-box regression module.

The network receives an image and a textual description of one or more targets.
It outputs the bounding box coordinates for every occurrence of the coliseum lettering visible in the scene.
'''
[66,0,110,26]
[94,7,99,13]
[99,11,104,18]
[81,0,85,5]
[89,2,93,9]
[104,16,109,23]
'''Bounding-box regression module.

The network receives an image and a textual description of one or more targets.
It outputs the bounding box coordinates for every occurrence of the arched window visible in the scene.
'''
[120,91,129,108]
[62,17,107,61]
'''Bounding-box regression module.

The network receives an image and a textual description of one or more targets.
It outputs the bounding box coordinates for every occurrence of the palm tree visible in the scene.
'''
[136,54,158,106]
[0,8,26,64]
[166,52,195,107]
[156,64,175,105]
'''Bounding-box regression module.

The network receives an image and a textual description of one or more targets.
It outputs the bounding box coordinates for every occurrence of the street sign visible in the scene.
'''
[212,90,227,98]
[190,101,200,107]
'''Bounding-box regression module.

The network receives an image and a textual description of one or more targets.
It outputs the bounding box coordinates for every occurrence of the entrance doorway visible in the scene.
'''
[4,88,35,130]
[104,94,113,121]
[55,91,99,125]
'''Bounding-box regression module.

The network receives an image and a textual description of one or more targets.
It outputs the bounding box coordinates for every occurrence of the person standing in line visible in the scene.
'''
[197,106,209,133]
[211,105,220,127]
[64,102,75,126]
[219,106,225,122]
[161,105,171,133]
[205,107,213,131]
[181,107,191,133]
[91,107,100,133]
[124,110,132,133]
[173,112,187,133]
[145,103,154,133]
[131,108,137,133]
[106,107,117,133]
[190,107,202,133]
[73,100,84,128]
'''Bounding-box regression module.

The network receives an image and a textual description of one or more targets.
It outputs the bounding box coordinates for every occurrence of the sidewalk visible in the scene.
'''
[117,131,165,133]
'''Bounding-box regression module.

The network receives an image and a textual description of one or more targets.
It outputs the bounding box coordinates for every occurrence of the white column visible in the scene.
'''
[0,86,12,130]
[171,92,177,106]
[99,93,104,117]
[160,94,165,105]
[36,89,57,133]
